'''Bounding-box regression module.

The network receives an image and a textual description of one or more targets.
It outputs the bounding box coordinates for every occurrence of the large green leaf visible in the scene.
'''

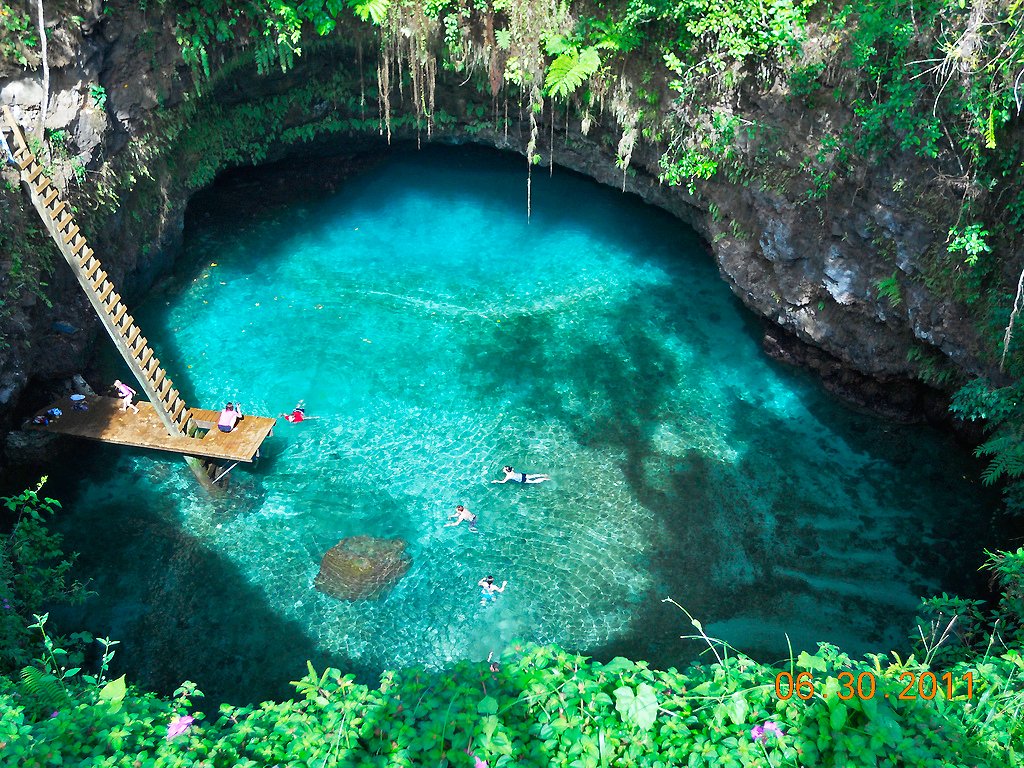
[613,683,658,731]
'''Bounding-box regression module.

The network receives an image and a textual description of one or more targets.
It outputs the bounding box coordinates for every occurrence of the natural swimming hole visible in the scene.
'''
[47,145,994,704]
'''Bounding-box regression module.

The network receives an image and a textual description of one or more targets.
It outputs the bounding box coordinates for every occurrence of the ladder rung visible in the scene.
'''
[91,270,107,288]
[158,378,171,396]
[55,214,73,231]
[119,313,134,331]
[97,283,114,303]
[105,293,121,312]
[145,356,160,376]
[83,260,100,280]
[164,387,179,405]
[125,325,141,345]
[70,236,87,255]
[62,225,80,244]
[42,188,59,207]
[49,201,67,220]
[138,347,153,367]
[34,177,50,194]
[78,248,94,267]
[111,305,127,325]
[151,368,166,389]
[17,152,34,170]
[132,336,147,355]
[171,399,185,421]
[25,165,42,183]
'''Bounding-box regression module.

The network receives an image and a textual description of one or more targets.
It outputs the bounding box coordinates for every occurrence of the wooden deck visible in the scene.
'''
[27,396,276,462]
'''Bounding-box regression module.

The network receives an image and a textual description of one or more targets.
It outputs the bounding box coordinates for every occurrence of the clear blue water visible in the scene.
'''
[47,146,994,703]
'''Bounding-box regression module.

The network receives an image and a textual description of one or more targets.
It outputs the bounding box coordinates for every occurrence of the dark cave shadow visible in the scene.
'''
[45,447,384,707]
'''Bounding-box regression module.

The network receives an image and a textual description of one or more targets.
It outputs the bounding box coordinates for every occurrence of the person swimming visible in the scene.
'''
[478,575,507,605]
[445,505,478,532]
[282,401,306,423]
[491,465,550,484]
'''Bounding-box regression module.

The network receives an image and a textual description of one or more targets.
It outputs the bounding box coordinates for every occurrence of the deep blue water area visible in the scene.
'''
[42,145,996,703]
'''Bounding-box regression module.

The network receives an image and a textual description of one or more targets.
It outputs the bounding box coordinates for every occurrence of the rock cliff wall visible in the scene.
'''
[0,3,1006,472]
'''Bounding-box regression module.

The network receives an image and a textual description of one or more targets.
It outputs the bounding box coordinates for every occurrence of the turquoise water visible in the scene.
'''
[48,146,993,703]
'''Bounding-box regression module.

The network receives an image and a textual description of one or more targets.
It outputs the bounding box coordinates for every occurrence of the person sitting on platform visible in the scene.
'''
[113,380,139,414]
[218,402,243,433]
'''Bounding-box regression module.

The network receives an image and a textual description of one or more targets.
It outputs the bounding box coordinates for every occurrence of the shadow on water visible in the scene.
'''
[45,449,379,706]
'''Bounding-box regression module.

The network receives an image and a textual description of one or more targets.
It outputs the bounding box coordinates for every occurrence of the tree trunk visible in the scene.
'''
[36,0,49,142]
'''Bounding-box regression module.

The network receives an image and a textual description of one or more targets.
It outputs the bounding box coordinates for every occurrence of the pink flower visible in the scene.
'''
[751,721,783,742]
[166,714,195,741]
[474,757,489,768]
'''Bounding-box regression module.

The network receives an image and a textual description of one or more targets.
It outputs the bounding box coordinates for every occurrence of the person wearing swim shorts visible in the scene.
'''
[491,465,550,484]
[218,402,243,433]
[478,575,507,605]
[113,380,139,414]
[445,505,478,532]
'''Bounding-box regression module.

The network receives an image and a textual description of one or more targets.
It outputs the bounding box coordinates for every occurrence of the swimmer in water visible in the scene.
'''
[478,575,507,605]
[445,505,479,532]
[491,465,550,484]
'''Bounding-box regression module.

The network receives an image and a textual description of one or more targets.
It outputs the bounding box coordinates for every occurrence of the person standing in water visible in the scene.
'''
[218,402,243,433]
[113,380,139,414]
[445,505,478,532]
[478,575,507,605]
[491,465,550,484]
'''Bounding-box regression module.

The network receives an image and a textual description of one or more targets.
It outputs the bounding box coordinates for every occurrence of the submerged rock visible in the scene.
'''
[314,536,411,601]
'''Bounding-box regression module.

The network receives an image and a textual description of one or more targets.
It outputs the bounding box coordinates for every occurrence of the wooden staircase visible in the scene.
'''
[3,106,199,440]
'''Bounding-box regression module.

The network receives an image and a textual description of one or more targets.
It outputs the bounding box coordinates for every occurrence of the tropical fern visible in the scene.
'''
[544,46,601,99]
[976,433,1024,485]
[19,666,67,712]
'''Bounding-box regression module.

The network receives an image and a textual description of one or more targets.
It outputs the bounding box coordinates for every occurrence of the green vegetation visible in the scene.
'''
[1,0,1024,764]
[0,3,38,67]
[2,489,1024,765]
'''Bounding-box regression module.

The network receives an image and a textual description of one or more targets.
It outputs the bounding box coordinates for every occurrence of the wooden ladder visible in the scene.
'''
[2,107,222,484]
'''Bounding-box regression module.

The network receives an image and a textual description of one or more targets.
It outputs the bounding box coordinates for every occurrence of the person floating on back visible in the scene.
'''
[445,504,478,532]
[478,575,507,606]
[491,465,550,484]
[218,402,243,433]
[113,380,139,414]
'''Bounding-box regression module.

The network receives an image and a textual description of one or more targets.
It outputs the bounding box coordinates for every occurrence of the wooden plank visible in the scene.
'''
[138,347,153,367]
[91,270,107,288]
[98,283,114,303]
[55,214,73,231]
[42,188,59,207]
[70,236,87,255]
[132,335,147,355]
[26,396,275,462]
[62,225,80,244]
[26,165,42,183]
[83,260,100,280]
[17,152,34,170]
[125,325,141,345]
[105,293,121,313]
[151,368,166,389]
[49,201,67,220]
[34,177,50,194]
[78,248,94,267]
[111,304,128,325]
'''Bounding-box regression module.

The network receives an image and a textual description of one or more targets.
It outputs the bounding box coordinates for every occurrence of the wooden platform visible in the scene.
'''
[27,396,276,462]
